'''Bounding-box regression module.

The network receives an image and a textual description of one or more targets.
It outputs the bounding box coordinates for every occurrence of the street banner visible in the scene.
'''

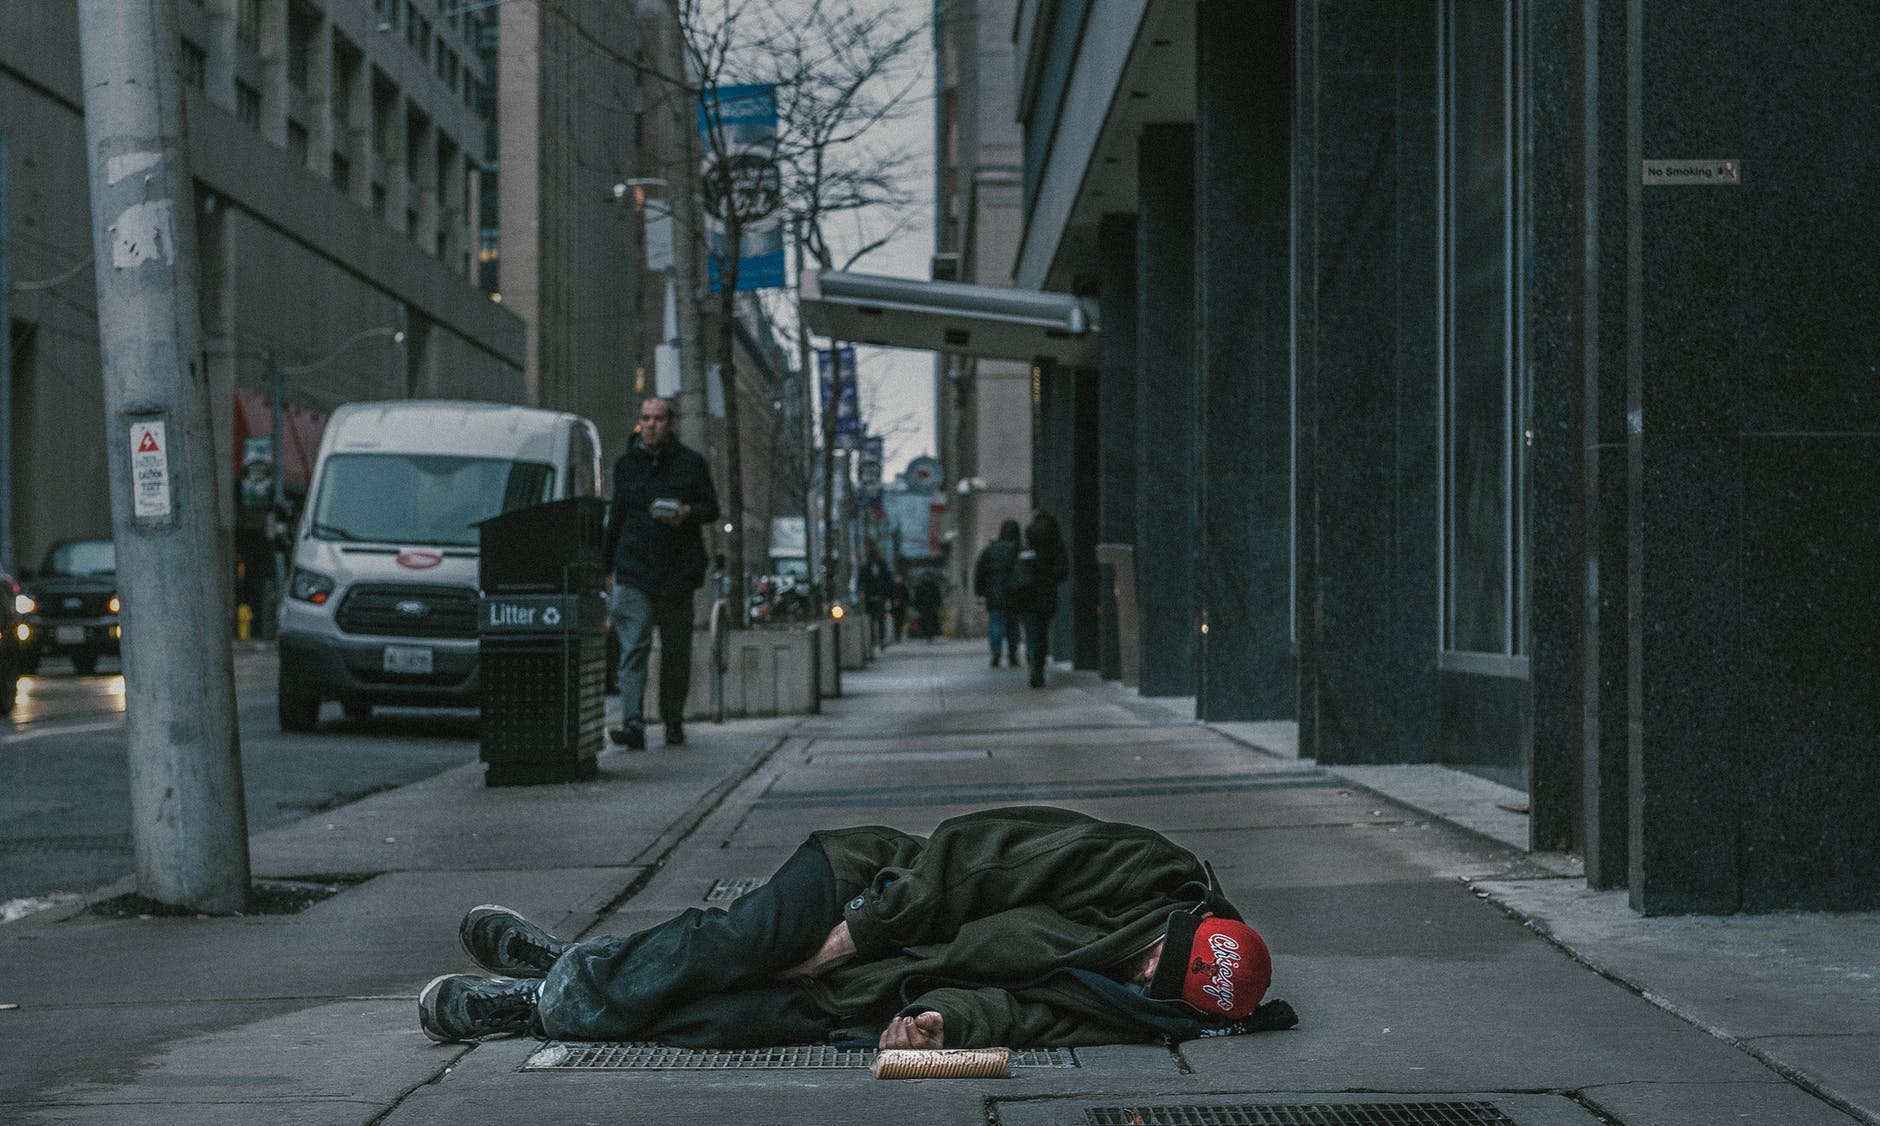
[699,84,785,291]
[817,346,860,448]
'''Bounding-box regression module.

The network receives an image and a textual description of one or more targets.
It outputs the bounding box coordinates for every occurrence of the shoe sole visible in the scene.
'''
[418,973,460,1043]
[459,903,550,978]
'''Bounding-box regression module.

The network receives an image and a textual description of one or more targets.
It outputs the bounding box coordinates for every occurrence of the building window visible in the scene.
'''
[235,80,262,129]
[1438,0,1526,659]
[287,120,309,167]
[180,39,207,92]
[235,0,260,51]
[287,1,316,91]
[333,153,352,193]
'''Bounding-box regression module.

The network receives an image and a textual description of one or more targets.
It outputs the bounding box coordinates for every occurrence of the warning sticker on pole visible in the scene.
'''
[130,419,173,521]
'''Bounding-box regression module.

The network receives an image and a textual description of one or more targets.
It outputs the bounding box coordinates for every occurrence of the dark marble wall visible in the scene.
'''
[1291,0,1320,758]
[1044,362,1075,658]
[1580,0,1631,889]
[1627,2,1880,912]
[1194,0,1296,721]
[1097,214,1139,682]
[1299,2,1439,763]
[1069,367,1102,670]
[1521,0,1580,851]
[1134,123,1198,700]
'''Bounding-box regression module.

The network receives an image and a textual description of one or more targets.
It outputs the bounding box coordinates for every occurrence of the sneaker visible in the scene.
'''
[459,904,570,978]
[417,974,541,1043]
[608,724,646,750]
[664,721,685,746]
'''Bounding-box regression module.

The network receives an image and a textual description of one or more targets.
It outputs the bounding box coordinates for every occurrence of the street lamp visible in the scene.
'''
[262,326,405,634]
[270,326,406,516]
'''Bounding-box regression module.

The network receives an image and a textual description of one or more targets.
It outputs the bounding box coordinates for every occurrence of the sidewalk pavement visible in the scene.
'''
[3,639,1874,1126]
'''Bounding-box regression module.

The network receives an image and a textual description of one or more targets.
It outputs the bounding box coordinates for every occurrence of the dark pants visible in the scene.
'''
[1022,610,1055,675]
[537,846,841,1045]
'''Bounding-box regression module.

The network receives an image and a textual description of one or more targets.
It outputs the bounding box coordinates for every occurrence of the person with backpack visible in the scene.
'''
[1010,510,1069,687]
[972,519,1023,667]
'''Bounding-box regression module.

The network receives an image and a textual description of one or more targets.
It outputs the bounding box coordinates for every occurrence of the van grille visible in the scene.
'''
[335,583,479,639]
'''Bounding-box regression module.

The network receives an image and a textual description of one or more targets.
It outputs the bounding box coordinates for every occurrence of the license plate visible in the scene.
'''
[56,626,85,645]
[383,645,434,674]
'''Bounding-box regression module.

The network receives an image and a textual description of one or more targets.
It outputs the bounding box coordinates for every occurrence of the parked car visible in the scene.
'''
[1,567,24,712]
[17,538,121,676]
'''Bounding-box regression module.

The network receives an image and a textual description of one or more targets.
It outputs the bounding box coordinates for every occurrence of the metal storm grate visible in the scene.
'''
[704,876,770,902]
[1084,1105,1518,1126]
[525,1042,1078,1071]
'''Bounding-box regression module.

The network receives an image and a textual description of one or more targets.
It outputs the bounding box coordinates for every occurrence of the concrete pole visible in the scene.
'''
[791,216,822,609]
[76,0,251,914]
[1,131,13,572]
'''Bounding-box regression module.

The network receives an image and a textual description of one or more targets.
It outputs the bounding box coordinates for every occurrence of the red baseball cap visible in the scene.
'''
[1146,912,1272,1020]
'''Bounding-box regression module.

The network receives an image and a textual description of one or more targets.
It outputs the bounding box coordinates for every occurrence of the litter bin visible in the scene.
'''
[477,498,607,786]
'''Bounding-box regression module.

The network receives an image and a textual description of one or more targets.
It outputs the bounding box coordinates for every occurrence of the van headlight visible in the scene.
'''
[288,567,336,605]
[13,593,33,615]
[108,595,121,614]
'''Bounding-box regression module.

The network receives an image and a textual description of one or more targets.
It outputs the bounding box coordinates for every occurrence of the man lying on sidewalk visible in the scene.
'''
[418,805,1298,1048]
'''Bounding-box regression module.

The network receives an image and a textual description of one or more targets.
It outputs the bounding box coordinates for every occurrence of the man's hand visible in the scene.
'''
[775,921,856,980]
[878,1011,945,1050]
[656,502,692,527]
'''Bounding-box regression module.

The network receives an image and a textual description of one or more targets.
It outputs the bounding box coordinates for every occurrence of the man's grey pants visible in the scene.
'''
[609,582,695,729]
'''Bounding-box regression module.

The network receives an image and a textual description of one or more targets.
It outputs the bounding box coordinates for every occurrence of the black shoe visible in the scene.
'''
[459,904,571,978]
[608,724,646,750]
[990,655,1001,667]
[664,721,685,746]
[1030,669,1045,688]
[418,974,541,1043]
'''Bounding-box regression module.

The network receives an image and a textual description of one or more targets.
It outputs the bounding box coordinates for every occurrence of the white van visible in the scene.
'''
[276,400,603,730]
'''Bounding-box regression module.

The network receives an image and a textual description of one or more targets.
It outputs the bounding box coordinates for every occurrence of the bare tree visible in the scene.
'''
[630,0,924,618]
[764,0,924,607]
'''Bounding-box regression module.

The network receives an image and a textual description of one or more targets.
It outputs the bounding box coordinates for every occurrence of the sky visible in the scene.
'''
[768,0,939,482]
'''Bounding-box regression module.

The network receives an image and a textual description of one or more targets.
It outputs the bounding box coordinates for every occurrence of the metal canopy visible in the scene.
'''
[798,268,1099,367]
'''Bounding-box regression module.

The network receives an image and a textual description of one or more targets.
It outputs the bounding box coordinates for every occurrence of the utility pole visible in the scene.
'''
[656,1,708,453]
[77,0,250,913]
[1,130,13,571]
[790,216,822,609]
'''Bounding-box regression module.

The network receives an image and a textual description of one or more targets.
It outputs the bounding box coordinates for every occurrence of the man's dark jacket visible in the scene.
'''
[602,437,720,598]
[800,806,1262,1047]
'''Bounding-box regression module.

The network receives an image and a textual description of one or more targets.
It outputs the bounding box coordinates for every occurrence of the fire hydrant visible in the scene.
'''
[236,603,254,642]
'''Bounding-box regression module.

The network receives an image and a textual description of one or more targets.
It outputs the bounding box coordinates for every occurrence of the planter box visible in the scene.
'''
[646,624,820,720]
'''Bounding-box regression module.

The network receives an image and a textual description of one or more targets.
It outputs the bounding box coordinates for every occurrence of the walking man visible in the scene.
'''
[419,806,1296,1048]
[859,549,894,647]
[603,396,719,749]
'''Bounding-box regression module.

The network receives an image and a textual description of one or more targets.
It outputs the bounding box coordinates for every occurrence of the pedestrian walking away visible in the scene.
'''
[859,549,894,648]
[418,806,1297,1049]
[973,518,1023,667]
[601,396,719,750]
[1011,510,1068,687]
[889,572,909,642]
[912,571,943,640]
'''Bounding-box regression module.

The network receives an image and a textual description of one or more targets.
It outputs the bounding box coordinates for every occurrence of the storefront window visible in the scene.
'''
[1440,0,1526,658]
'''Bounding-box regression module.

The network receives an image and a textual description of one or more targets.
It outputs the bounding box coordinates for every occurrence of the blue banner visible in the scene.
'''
[700,84,784,292]
[817,347,860,447]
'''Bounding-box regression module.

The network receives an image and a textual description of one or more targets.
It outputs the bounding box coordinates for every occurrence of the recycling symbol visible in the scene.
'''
[542,607,562,626]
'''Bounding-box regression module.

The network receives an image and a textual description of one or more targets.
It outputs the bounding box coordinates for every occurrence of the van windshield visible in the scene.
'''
[309,454,556,547]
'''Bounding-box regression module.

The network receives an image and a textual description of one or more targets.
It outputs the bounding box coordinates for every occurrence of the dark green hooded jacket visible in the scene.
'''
[799,806,1249,1047]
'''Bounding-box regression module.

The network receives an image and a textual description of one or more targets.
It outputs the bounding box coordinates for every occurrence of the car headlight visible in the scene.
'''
[14,593,33,615]
[108,595,121,614]
[288,567,336,605]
